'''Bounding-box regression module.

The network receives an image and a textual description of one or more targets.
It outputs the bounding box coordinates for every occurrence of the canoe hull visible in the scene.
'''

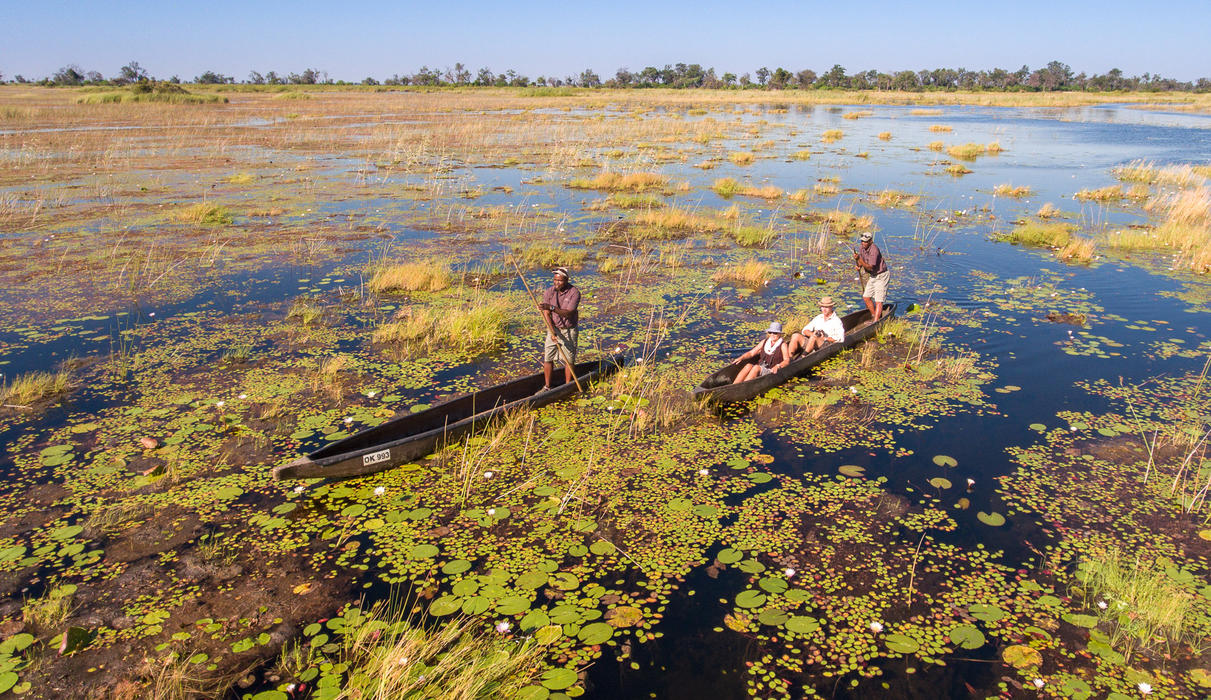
[273,354,625,481]
[693,304,896,404]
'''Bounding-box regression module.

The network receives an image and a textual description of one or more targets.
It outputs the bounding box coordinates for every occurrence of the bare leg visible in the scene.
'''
[564,362,574,385]
[862,296,875,317]
[733,363,759,384]
[787,333,806,356]
[543,361,553,388]
[873,300,883,321]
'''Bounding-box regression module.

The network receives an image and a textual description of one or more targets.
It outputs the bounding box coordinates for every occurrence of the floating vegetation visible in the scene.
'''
[368,259,452,293]
[820,129,844,143]
[567,171,668,192]
[1,370,70,406]
[993,184,1033,198]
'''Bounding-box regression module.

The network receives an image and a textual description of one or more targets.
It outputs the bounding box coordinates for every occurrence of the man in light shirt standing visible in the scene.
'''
[788,296,844,356]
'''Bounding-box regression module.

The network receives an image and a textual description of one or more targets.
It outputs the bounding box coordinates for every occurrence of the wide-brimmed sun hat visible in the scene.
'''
[766,321,783,334]
[859,232,873,242]
[819,296,835,307]
[552,267,570,279]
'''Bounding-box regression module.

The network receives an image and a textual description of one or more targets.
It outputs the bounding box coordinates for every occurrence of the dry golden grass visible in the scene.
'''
[788,189,812,203]
[822,210,875,234]
[373,300,511,355]
[633,206,720,232]
[928,124,953,132]
[821,129,844,143]
[369,259,452,293]
[608,193,665,209]
[813,182,840,196]
[1003,219,1076,247]
[945,163,973,176]
[792,150,812,160]
[567,171,667,192]
[1058,237,1096,263]
[993,184,1033,198]
[712,258,771,286]
[946,143,987,160]
[985,141,1004,154]
[728,151,756,165]
[927,141,945,151]
[842,110,873,119]
[877,131,892,141]
[174,203,232,225]
[2,370,70,405]
[1037,202,1061,219]
[1075,185,1125,202]
[873,190,920,208]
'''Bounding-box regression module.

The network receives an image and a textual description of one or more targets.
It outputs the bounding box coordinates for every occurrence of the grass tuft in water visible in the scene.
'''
[712,258,771,287]
[174,203,232,225]
[567,171,667,192]
[369,259,452,293]
[2,370,70,405]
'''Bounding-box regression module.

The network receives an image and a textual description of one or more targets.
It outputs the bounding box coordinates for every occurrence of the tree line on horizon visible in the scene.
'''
[7,60,1210,93]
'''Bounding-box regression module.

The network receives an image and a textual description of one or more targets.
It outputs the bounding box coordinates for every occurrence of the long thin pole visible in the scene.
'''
[511,258,583,392]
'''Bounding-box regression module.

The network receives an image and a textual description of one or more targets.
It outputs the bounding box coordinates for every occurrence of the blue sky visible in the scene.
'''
[4,0,1209,82]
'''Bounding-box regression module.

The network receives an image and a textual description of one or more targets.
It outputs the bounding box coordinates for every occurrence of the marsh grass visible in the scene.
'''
[1037,203,1061,219]
[792,150,812,160]
[174,203,232,225]
[138,649,230,700]
[1106,186,1211,272]
[333,601,549,700]
[287,297,325,327]
[373,300,511,356]
[873,190,920,209]
[788,189,811,204]
[1113,160,1209,188]
[608,193,665,209]
[877,131,892,141]
[223,172,254,185]
[945,163,972,176]
[822,210,874,234]
[712,178,742,198]
[1002,220,1076,247]
[1058,237,1096,263]
[813,182,839,196]
[85,500,150,535]
[1075,548,1198,659]
[946,143,986,160]
[714,178,781,200]
[728,151,756,165]
[820,129,844,143]
[712,259,771,287]
[928,124,953,132]
[23,586,75,634]
[369,259,452,293]
[2,369,70,405]
[993,184,1033,198]
[313,355,353,401]
[729,223,776,247]
[567,171,667,192]
[1075,185,1125,202]
[927,140,945,151]
[221,344,253,363]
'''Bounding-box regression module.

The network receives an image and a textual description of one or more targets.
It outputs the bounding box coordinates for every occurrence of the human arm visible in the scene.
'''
[773,342,791,371]
[732,341,760,364]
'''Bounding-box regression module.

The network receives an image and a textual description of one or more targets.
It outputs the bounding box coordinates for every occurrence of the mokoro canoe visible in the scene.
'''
[273,354,626,481]
[692,304,897,405]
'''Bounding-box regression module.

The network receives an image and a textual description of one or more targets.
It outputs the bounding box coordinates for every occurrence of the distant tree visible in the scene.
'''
[289,68,319,85]
[265,71,283,85]
[14,75,25,83]
[195,71,232,84]
[614,68,634,87]
[578,69,601,88]
[474,67,494,86]
[755,66,770,86]
[722,72,737,87]
[411,66,440,86]
[167,75,180,84]
[795,69,816,88]
[535,76,548,87]
[454,62,470,85]
[248,71,265,85]
[768,67,792,89]
[362,76,379,85]
[52,65,86,86]
[85,71,104,84]
[116,60,149,85]
[819,64,847,88]
[891,70,919,90]
[739,72,752,88]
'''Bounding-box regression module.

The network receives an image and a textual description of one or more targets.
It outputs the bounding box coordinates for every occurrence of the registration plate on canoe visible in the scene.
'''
[363,448,391,467]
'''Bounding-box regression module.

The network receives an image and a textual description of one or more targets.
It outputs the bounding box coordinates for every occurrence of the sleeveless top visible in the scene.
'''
[759,337,783,368]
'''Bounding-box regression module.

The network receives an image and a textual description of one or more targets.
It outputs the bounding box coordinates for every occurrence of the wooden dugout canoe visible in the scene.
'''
[272,354,626,481]
[692,304,897,405]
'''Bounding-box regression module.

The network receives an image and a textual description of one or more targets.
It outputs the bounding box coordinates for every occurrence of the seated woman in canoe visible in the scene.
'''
[788,296,844,356]
[730,321,790,384]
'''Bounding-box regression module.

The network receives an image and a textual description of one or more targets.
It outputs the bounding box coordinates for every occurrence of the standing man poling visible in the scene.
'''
[537,267,580,391]
[853,232,890,321]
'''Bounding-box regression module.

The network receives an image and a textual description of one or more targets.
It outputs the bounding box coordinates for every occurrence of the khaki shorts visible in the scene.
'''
[543,327,578,364]
[864,270,890,303]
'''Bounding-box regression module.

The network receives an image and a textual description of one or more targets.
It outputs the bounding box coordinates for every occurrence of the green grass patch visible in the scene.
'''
[1002,220,1076,247]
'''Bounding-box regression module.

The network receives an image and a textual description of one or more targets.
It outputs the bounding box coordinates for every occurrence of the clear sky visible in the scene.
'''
[3,0,1209,82]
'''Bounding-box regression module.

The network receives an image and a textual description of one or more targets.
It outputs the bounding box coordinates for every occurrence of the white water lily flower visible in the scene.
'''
[699,468,709,476]
[487,508,496,516]
[495,621,511,633]
[374,486,385,496]
[294,485,306,493]
[966,478,975,487]
[1138,682,1152,695]
[1032,679,1045,689]
[484,471,494,479]
[869,621,883,633]
[344,417,353,424]
[784,568,795,578]
[149,312,156,317]
[850,387,858,394]
[239,393,248,399]
[1097,600,1108,610]
[367,391,377,398]
[216,400,225,408]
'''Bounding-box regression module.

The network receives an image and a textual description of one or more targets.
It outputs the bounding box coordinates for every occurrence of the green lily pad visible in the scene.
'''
[408,544,439,559]
[550,572,579,591]
[540,667,578,690]
[667,498,692,512]
[969,603,1004,622]
[691,504,720,518]
[0,674,18,695]
[784,615,819,634]
[1062,613,1099,628]
[516,571,548,590]
[1028,423,1046,431]
[932,455,957,467]
[838,464,865,477]
[948,624,985,649]
[428,596,461,616]
[535,624,562,644]
[735,590,767,608]
[442,559,472,575]
[758,577,788,594]
[50,525,83,540]
[758,609,790,626]
[1002,644,1042,668]
[884,633,920,654]
[578,622,614,645]
[928,477,952,489]
[716,548,743,564]
[977,511,1006,526]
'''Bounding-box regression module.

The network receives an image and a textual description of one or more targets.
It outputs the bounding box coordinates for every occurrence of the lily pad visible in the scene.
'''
[838,464,865,477]
[735,590,767,608]
[784,615,819,634]
[928,477,952,489]
[1002,644,1042,669]
[948,624,985,649]
[968,603,1004,622]
[442,559,472,575]
[932,455,958,467]
[408,544,439,559]
[884,633,920,654]
[428,596,461,616]
[540,667,578,690]
[1062,613,1099,628]
[496,596,531,615]
[577,622,614,645]
[976,511,1006,526]
[716,548,743,564]
[758,577,788,594]
[758,608,790,626]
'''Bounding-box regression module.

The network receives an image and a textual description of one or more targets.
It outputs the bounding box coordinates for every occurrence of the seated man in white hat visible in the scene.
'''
[730,321,790,384]
[788,296,844,356]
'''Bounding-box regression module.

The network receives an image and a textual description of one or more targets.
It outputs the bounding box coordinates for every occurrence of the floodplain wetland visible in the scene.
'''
[1,86,1211,699]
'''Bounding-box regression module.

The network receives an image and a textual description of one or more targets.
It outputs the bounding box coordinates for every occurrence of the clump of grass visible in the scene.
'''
[712,259,771,287]
[788,189,811,204]
[276,91,311,100]
[23,586,76,633]
[993,184,1033,198]
[2,370,70,405]
[842,110,872,120]
[223,172,254,185]
[928,124,953,132]
[313,355,352,401]
[792,150,812,160]
[1058,237,1096,263]
[374,301,511,356]
[174,203,232,225]
[1037,202,1061,219]
[1141,186,1211,272]
[1075,548,1198,659]
[221,344,253,363]
[1075,185,1125,202]
[927,140,945,151]
[985,141,1005,154]
[369,259,452,293]
[567,171,667,192]
[877,131,892,141]
[820,129,844,143]
[85,500,149,535]
[608,193,664,209]
[1002,219,1076,247]
[712,178,742,198]
[77,87,226,105]
[822,210,874,234]
[334,602,549,700]
[728,151,756,165]
[511,243,587,268]
[946,143,986,160]
[287,296,324,327]
[873,190,920,209]
[729,224,775,247]
[945,163,973,176]
[813,182,840,196]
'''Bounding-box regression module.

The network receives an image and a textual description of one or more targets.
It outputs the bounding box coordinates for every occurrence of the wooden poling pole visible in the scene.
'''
[510,258,584,392]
